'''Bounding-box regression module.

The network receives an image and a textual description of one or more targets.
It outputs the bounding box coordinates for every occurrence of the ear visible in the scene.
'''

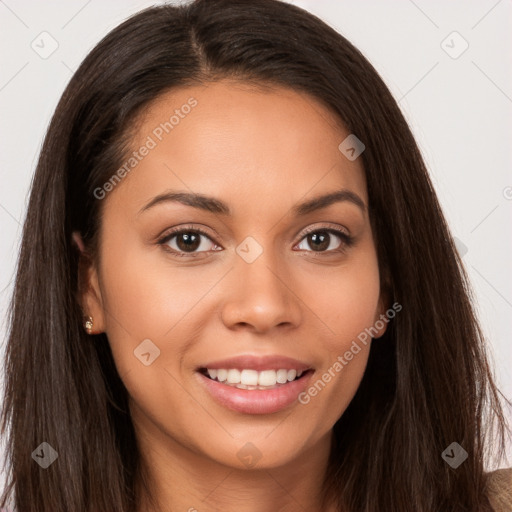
[371,291,390,340]
[72,231,106,334]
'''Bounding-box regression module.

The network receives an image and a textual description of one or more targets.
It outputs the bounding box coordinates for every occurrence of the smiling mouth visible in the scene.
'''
[198,367,312,390]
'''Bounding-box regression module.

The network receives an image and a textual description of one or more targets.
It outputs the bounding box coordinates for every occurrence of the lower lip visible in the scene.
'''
[197,371,314,415]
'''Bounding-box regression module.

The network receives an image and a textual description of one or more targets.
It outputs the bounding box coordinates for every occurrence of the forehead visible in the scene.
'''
[106,79,367,216]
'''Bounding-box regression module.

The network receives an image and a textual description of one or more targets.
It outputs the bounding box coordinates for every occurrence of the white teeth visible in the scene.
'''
[240,369,259,386]
[258,370,276,386]
[227,369,241,384]
[204,368,306,387]
[276,369,288,384]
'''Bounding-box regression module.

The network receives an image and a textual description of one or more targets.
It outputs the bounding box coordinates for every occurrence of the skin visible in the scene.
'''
[77,80,388,512]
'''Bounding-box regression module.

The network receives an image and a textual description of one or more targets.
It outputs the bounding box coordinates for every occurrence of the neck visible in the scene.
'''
[132,411,337,511]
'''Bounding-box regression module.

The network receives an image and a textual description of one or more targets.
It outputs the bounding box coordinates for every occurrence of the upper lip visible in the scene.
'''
[198,354,313,372]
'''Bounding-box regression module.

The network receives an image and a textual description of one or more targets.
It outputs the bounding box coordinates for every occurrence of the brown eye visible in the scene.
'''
[175,232,202,252]
[158,228,221,257]
[295,228,353,254]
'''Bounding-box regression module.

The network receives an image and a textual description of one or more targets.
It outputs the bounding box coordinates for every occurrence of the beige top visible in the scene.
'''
[487,468,512,511]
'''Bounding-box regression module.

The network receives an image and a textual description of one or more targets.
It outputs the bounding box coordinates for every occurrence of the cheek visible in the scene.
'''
[299,346,370,433]
[96,233,192,364]
[304,250,381,354]
[295,246,380,418]
[297,268,379,425]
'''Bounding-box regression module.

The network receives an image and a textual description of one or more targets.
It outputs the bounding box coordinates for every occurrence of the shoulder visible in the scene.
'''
[486,467,512,512]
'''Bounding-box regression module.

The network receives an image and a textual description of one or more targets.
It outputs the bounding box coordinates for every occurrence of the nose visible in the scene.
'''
[220,250,302,334]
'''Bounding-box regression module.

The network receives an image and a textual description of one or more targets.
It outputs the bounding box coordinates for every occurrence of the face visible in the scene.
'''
[79,79,388,471]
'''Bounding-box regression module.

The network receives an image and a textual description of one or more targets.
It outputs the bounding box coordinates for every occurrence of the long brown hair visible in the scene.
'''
[1,1,510,510]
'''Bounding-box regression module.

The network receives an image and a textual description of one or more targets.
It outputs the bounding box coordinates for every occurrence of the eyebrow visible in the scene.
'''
[138,188,366,217]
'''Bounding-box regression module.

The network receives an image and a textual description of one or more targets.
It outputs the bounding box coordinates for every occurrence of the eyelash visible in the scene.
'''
[157,224,354,258]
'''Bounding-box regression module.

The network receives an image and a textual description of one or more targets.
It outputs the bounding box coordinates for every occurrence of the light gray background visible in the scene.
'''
[1,0,511,494]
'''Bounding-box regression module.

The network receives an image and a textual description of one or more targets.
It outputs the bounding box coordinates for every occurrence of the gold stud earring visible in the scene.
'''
[83,316,93,334]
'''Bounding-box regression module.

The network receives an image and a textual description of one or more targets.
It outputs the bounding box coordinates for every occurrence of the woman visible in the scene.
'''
[1,0,510,510]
